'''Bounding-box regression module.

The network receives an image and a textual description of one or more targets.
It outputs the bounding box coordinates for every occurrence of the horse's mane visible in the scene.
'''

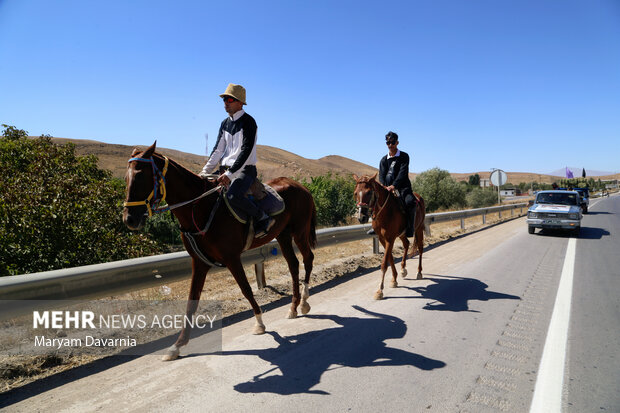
[152,151,215,190]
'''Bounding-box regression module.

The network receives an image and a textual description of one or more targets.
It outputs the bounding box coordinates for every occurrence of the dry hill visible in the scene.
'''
[49,138,377,181]
[47,137,619,184]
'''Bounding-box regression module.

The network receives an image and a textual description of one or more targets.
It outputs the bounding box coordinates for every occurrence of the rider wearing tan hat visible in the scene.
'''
[200,83,274,237]
[219,83,247,105]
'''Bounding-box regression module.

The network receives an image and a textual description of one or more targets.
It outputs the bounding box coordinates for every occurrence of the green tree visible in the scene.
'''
[466,187,497,208]
[301,172,355,227]
[0,125,163,276]
[412,167,466,212]
[468,173,480,187]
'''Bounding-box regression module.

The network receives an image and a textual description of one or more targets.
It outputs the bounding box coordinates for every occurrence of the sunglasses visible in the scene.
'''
[386,140,397,145]
[222,96,237,103]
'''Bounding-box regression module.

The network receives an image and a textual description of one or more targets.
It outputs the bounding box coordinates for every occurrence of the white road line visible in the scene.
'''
[529,237,576,413]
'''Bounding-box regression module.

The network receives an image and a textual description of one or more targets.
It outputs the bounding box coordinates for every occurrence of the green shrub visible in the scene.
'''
[466,188,498,208]
[301,172,355,227]
[412,167,466,212]
[144,211,182,246]
[0,125,164,276]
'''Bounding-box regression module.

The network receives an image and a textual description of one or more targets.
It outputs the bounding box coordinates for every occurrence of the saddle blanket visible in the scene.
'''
[224,183,285,224]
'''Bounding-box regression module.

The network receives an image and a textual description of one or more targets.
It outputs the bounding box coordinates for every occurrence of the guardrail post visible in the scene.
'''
[499,210,502,219]
[254,263,266,289]
[482,213,486,224]
[511,208,514,217]
[373,237,380,254]
[460,218,465,229]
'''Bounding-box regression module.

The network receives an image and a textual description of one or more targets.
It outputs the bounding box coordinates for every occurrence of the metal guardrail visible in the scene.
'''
[0,203,526,320]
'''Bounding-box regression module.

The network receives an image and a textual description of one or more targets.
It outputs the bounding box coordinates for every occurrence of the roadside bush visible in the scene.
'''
[0,125,164,276]
[412,167,466,212]
[144,212,182,247]
[466,188,498,208]
[301,172,355,227]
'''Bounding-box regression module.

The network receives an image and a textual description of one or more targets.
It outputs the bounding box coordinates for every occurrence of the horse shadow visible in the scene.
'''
[390,274,520,312]
[193,305,445,395]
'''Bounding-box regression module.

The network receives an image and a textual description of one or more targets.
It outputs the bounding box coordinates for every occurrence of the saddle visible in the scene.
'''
[223,178,285,224]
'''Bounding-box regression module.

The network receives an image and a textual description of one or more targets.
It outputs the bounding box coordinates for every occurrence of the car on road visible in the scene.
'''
[527,190,582,235]
[573,187,590,213]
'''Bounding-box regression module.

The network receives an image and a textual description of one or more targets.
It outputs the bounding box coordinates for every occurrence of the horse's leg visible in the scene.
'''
[375,236,391,300]
[276,232,301,319]
[227,257,266,334]
[163,258,209,361]
[294,235,314,315]
[416,227,424,280]
[400,234,409,278]
[388,236,399,288]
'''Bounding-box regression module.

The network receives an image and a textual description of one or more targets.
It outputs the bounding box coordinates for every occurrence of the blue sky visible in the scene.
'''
[1,0,619,175]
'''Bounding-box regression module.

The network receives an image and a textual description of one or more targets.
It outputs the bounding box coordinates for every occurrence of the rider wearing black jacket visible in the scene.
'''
[378,131,416,237]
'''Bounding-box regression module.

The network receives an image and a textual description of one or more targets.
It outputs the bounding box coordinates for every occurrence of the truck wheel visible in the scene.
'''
[583,206,588,214]
[528,226,535,234]
[573,227,580,236]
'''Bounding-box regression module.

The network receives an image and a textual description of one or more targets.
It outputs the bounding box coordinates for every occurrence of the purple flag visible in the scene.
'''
[566,167,574,179]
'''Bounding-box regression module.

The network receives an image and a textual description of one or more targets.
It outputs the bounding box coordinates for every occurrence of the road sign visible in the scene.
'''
[490,169,507,186]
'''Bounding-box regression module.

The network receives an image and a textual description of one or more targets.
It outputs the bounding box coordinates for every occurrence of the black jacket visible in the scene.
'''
[379,151,412,192]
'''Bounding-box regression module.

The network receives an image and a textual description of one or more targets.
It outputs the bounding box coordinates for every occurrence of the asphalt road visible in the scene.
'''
[3,196,619,412]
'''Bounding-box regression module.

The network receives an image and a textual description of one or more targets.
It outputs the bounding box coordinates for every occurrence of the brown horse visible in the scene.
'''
[353,173,425,299]
[123,142,317,360]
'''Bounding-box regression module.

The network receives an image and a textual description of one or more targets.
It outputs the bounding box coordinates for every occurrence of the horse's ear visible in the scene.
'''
[371,172,378,181]
[131,148,140,157]
[143,141,157,158]
[352,174,359,182]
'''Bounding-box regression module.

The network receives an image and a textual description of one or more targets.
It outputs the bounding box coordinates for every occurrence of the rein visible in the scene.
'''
[371,188,392,219]
[357,186,391,219]
[124,155,222,216]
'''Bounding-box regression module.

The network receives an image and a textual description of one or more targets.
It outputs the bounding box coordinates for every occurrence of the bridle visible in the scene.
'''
[356,188,377,217]
[124,155,223,218]
[124,155,170,217]
[356,182,392,220]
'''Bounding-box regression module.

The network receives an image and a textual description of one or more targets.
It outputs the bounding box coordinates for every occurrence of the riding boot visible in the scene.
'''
[406,207,415,238]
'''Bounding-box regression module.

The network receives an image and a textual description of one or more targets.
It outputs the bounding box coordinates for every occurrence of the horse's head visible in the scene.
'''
[123,141,163,230]
[353,173,378,224]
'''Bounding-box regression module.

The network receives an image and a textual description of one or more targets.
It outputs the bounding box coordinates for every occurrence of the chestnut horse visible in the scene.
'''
[123,142,317,360]
[353,173,425,299]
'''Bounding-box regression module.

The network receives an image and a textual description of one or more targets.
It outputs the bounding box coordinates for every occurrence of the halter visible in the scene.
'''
[356,190,377,215]
[357,185,391,219]
[123,155,170,217]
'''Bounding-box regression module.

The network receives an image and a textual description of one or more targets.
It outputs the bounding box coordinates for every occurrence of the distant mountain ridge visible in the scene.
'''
[548,167,616,178]
[46,137,620,184]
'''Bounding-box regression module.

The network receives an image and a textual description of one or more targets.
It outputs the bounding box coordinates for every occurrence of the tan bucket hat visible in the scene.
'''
[219,83,247,105]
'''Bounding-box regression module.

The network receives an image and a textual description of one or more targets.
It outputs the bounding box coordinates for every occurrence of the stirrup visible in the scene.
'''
[256,217,275,238]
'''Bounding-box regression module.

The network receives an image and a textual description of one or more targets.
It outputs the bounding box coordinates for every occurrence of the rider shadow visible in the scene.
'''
[391,274,520,312]
[199,305,445,395]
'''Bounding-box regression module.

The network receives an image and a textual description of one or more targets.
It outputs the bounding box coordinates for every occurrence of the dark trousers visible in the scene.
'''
[399,187,416,237]
[226,165,264,221]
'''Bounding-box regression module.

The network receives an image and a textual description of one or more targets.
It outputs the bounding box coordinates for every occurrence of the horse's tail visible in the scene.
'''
[309,200,317,249]
[415,193,427,234]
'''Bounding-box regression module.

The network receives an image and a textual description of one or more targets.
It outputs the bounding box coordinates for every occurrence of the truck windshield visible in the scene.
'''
[536,193,578,205]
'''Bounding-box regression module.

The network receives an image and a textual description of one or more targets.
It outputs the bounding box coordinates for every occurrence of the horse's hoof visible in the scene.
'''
[389,280,398,288]
[417,272,423,280]
[300,301,311,315]
[373,291,384,300]
[401,268,408,278]
[253,324,266,335]
[286,309,297,319]
[162,346,180,361]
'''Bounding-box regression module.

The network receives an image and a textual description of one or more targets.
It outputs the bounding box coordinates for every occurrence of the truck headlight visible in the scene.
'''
[569,213,578,220]
[528,212,538,218]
